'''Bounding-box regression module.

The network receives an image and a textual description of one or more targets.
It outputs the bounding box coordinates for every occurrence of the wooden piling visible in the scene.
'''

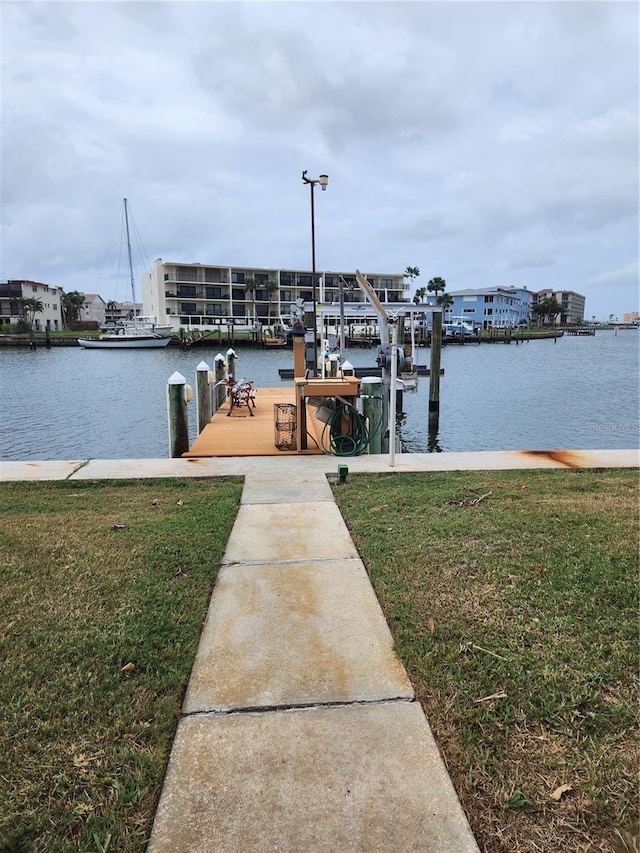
[167,371,191,458]
[196,361,212,434]
[226,348,237,383]
[429,311,442,431]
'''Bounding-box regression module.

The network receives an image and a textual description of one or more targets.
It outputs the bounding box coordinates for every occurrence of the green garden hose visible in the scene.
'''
[320,401,370,456]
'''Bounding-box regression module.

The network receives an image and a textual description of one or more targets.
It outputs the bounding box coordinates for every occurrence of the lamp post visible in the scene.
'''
[302,170,328,375]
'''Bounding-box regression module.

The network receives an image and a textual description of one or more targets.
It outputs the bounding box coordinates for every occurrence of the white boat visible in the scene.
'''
[78,199,174,350]
[78,329,171,349]
[443,316,477,337]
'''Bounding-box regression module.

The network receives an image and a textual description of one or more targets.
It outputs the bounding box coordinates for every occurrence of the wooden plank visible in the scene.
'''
[184,387,323,457]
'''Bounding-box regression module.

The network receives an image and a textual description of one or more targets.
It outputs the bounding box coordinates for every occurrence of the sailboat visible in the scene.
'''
[78,199,174,349]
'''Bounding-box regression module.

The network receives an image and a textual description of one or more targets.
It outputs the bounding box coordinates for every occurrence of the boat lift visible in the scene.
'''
[352,270,442,463]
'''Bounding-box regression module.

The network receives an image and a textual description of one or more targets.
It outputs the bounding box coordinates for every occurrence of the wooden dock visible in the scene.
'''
[184,387,324,457]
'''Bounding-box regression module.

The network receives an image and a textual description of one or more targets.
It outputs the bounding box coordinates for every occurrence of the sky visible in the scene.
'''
[1,1,638,322]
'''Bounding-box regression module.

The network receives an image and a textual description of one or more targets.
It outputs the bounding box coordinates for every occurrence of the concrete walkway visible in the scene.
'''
[147,470,479,853]
[2,449,637,851]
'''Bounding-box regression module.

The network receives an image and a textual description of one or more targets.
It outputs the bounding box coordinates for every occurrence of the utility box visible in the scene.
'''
[274,403,297,451]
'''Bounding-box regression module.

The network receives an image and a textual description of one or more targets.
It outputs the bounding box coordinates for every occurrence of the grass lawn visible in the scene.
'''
[0,477,242,852]
[333,468,639,853]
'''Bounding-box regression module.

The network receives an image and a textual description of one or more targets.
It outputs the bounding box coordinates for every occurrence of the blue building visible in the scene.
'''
[446,286,533,329]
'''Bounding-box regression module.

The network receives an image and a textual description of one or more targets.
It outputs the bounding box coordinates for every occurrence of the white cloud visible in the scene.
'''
[0,0,638,318]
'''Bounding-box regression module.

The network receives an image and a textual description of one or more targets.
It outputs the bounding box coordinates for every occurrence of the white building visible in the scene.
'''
[81,293,107,326]
[143,259,407,331]
[0,279,63,330]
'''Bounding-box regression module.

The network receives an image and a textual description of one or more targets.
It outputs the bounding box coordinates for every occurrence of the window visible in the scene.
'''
[484,308,493,315]
[325,276,334,286]
[206,287,222,299]
[484,295,494,303]
[164,274,170,281]
[205,304,224,316]
[255,273,268,284]
[255,289,267,301]
[231,271,245,284]
[381,278,393,287]
[232,288,245,301]
[180,302,198,314]
[281,290,292,302]
[280,273,293,285]
[298,274,311,286]
[177,285,197,298]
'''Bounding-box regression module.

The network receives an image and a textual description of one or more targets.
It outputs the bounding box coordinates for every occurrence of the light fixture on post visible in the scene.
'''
[302,170,329,375]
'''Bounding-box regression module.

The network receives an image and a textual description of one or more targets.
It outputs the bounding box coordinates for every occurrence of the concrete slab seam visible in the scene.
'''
[180,695,417,720]
[65,459,91,478]
[220,556,364,569]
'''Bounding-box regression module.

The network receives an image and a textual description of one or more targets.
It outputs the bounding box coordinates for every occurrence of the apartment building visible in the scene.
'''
[81,294,107,326]
[143,260,407,330]
[104,301,141,324]
[446,286,533,329]
[533,289,585,325]
[0,279,63,330]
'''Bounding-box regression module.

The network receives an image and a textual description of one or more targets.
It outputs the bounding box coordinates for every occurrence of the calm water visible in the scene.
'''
[1,331,638,461]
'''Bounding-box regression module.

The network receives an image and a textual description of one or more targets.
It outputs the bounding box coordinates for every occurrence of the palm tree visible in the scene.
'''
[61,290,85,328]
[412,287,427,305]
[244,277,257,325]
[16,296,44,327]
[264,279,279,327]
[404,266,420,301]
[427,276,446,302]
[15,297,44,348]
[437,292,454,320]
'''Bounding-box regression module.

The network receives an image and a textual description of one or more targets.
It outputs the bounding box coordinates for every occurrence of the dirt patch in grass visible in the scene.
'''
[333,468,639,853]
[0,477,242,852]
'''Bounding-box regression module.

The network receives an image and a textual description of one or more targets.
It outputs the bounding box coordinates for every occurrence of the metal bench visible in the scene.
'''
[227,379,256,416]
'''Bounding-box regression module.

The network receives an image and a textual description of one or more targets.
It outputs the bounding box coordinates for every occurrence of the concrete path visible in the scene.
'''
[147,471,479,853]
[2,448,637,851]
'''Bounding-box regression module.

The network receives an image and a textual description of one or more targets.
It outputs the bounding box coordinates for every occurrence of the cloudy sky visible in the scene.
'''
[2,1,638,320]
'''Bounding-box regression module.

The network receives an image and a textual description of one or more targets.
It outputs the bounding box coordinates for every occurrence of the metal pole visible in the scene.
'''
[389,322,398,467]
[310,180,318,374]
[213,353,226,410]
[339,275,346,359]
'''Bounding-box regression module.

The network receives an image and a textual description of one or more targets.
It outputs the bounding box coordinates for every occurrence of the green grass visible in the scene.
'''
[333,468,639,853]
[0,477,242,852]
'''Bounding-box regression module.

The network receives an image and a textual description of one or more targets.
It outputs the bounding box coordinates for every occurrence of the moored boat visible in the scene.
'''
[78,199,174,350]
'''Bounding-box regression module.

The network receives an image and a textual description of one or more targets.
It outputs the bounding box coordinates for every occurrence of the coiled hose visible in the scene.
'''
[320,401,371,456]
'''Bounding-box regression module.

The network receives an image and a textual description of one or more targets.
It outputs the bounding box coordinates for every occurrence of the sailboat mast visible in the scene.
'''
[123,198,136,318]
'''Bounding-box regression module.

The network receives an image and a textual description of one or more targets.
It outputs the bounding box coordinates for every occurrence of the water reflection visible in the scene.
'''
[427,426,444,453]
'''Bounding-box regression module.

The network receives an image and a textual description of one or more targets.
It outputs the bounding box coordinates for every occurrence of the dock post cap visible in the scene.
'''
[227,348,237,356]
[167,371,186,384]
[214,353,225,362]
[196,361,210,371]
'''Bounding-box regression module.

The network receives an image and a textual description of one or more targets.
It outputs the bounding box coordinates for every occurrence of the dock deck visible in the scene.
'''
[185,387,324,457]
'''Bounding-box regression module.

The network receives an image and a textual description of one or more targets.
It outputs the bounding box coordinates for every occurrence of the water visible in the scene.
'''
[1,332,638,461]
